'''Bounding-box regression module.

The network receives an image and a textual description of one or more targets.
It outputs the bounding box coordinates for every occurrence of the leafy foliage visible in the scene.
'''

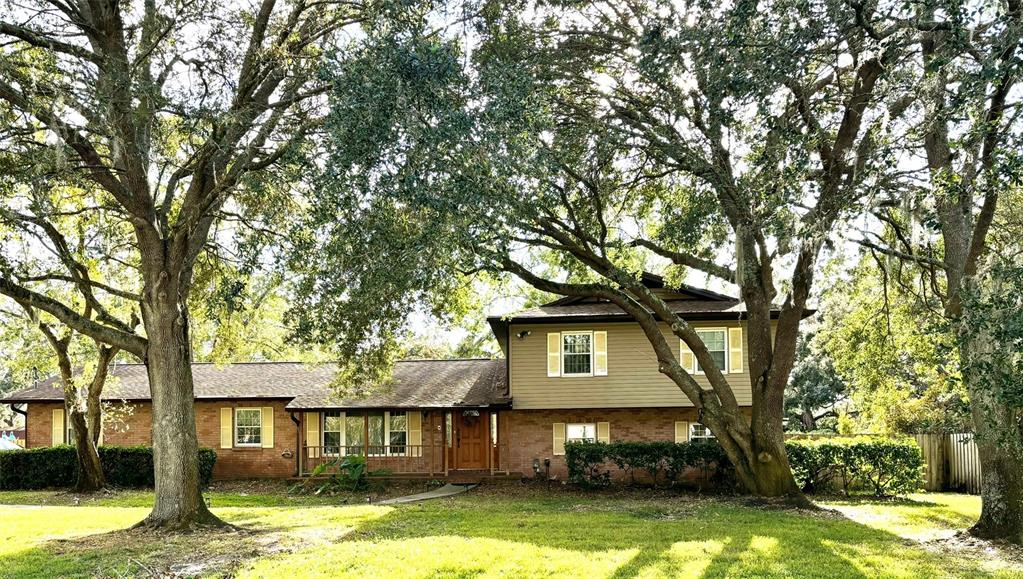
[786,438,924,498]
[565,441,732,488]
[566,437,923,498]
[0,446,216,490]
[291,455,371,495]
[818,259,970,434]
[784,331,847,432]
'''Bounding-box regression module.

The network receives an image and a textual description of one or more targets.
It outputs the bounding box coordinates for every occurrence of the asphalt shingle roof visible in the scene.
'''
[499,299,753,321]
[1,359,510,410]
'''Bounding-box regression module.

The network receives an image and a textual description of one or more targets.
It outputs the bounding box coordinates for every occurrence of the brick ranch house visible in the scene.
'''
[3,276,802,480]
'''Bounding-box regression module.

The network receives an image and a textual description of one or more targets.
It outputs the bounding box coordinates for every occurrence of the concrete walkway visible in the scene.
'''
[376,483,478,505]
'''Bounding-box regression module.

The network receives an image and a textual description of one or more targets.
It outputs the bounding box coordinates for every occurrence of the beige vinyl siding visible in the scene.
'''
[509,321,755,409]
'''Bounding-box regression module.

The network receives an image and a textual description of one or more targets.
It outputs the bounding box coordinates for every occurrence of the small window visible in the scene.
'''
[66,417,75,447]
[235,408,262,446]
[389,411,408,454]
[689,423,716,442]
[566,423,597,443]
[490,413,498,445]
[562,332,593,376]
[323,411,343,456]
[696,329,727,373]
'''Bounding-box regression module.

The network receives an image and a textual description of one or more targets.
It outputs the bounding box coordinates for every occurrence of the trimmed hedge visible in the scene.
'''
[566,437,924,497]
[0,445,217,490]
[786,437,924,497]
[565,440,732,487]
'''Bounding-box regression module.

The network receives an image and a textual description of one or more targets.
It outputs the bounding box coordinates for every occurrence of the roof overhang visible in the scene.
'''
[487,308,816,326]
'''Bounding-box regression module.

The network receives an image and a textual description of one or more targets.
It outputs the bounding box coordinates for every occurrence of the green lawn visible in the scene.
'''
[0,487,1018,578]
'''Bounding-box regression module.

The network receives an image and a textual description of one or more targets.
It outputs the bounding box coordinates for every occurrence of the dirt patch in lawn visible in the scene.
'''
[921,531,1023,569]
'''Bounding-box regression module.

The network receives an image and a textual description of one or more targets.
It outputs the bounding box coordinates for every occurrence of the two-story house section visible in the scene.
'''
[487,274,786,479]
[5,274,803,482]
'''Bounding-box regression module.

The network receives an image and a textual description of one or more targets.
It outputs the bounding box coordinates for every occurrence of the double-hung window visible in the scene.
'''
[566,423,597,443]
[689,423,716,442]
[323,411,344,456]
[345,414,365,455]
[562,332,593,376]
[338,411,408,456]
[695,329,727,373]
[235,408,262,447]
[389,411,408,455]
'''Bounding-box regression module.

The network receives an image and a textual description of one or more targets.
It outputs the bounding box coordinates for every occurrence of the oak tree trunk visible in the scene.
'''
[961,334,1023,543]
[68,407,105,492]
[136,294,223,530]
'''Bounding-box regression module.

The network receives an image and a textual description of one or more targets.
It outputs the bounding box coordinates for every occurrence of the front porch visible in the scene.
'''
[298,408,510,477]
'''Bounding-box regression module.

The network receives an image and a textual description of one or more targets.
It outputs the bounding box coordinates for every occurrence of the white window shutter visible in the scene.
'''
[597,421,610,444]
[593,331,608,376]
[409,411,423,457]
[261,407,274,448]
[552,422,566,455]
[220,408,232,449]
[679,339,695,373]
[729,327,744,374]
[675,421,689,443]
[306,412,320,458]
[547,333,561,377]
[51,408,64,446]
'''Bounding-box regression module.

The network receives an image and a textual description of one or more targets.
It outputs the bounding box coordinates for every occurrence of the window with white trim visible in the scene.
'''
[562,332,593,376]
[566,423,597,443]
[389,411,408,455]
[696,329,727,373]
[235,408,262,446]
[323,411,343,456]
[689,423,716,442]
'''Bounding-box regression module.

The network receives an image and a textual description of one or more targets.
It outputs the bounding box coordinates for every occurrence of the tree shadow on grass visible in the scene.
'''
[0,494,1002,578]
[307,495,999,578]
[0,525,276,578]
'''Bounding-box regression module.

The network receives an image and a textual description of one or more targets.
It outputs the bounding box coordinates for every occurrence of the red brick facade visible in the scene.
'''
[25,399,300,479]
[25,402,736,481]
[496,407,704,479]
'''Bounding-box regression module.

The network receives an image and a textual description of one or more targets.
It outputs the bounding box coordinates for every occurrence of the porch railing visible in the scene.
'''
[301,444,446,476]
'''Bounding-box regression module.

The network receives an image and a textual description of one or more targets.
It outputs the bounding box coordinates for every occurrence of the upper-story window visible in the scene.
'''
[562,332,593,376]
[548,331,608,377]
[695,329,727,373]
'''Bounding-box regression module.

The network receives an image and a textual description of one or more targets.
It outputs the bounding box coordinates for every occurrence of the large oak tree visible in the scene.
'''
[296,0,908,498]
[0,0,359,529]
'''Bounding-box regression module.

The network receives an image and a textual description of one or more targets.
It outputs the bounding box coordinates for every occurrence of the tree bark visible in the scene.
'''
[960,324,1023,542]
[135,288,223,530]
[68,407,105,492]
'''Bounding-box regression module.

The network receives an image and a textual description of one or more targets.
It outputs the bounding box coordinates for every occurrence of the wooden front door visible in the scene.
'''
[455,411,487,470]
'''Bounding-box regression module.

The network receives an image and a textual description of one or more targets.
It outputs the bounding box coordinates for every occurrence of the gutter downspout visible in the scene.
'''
[289,411,301,477]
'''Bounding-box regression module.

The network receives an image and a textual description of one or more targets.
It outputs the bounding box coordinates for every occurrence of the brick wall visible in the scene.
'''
[25,399,300,479]
[498,407,707,479]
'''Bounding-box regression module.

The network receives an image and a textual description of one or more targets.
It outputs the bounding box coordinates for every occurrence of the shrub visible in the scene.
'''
[785,437,924,497]
[565,440,732,487]
[565,437,923,497]
[292,455,370,495]
[0,445,217,490]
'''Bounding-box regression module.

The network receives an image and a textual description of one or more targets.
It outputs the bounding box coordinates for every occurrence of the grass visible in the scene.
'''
[0,486,1018,578]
